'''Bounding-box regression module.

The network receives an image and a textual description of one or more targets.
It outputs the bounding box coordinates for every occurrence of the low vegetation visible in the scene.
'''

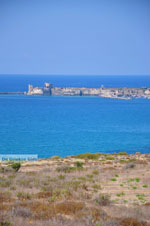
[72,152,101,160]
[9,162,21,172]
[0,153,150,225]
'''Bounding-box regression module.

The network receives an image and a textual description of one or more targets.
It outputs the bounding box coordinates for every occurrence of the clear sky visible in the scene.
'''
[0,0,149,75]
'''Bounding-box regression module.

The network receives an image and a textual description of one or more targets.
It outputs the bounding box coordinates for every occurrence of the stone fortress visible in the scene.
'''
[27,83,150,99]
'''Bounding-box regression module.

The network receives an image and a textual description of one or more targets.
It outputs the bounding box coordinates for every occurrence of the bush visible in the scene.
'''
[129,158,136,162]
[118,152,127,155]
[110,178,117,181]
[51,156,62,160]
[116,192,125,197]
[106,156,115,160]
[92,184,101,190]
[135,178,140,182]
[86,174,93,178]
[73,153,101,160]
[56,166,75,173]
[74,161,83,168]
[58,174,66,180]
[92,169,99,175]
[0,220,11,226]
[10,162,21,172]
[95,193,111,206]
[17,192,32,200]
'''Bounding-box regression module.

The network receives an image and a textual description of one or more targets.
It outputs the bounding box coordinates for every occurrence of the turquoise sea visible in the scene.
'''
[0,75,150,158]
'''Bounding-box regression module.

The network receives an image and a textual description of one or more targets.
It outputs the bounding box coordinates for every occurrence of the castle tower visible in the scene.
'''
[28,84,33,94]
[45,83,53,88]
[44,83,53,95]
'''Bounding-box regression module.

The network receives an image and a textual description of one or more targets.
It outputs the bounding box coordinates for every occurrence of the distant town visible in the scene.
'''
[0,83,150,99]
[27,83,150,100]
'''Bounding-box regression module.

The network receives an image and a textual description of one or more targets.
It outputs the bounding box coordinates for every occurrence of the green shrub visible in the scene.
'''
[118,152,127,155]
[136,194,146,202]
[73,153,101,160]
[92,184,101,190]
[127,178,134,182]
[78,176,86,181]
[86,174,93,178]
[132,186,137,189]
[10,162,21,172]
[74,161,83,168]
[92,169,99,175]
[51,155,62,160]
[129,158,136,162]
[135,178,140,182]
[120,160,128,163]
[110,178,117,181]
[106,156,115,160]
[116,192,125,197]
[58,174,65,180]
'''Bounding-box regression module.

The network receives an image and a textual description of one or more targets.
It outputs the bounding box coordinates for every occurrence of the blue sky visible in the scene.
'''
[0,0,149,75]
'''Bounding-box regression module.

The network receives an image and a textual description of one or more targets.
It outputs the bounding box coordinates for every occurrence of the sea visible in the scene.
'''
[0,75,150,158]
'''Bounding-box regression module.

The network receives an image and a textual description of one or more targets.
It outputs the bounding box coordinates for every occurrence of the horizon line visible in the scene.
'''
[0,74,150,76]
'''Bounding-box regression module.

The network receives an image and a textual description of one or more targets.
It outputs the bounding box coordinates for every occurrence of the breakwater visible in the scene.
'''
[0,92,25,95]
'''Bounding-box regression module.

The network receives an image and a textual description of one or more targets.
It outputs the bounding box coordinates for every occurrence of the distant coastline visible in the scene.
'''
[1,82,150,100]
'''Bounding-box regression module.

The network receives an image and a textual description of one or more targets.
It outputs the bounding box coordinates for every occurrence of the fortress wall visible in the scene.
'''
[81,88,100,96]
[27,83,150,98]
[51,87,101,96]
[51,88,82,96]
[28,87,44,95]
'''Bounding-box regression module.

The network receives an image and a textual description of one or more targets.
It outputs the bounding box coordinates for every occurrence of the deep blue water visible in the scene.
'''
[0,75,150,158]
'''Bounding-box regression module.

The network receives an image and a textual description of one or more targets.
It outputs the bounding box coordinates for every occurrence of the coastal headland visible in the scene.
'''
[1,152,150,225]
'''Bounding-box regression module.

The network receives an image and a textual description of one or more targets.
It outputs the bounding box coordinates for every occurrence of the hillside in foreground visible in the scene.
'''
[0,152,150,226]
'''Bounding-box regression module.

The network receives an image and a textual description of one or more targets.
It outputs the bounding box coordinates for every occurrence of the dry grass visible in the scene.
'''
[0,153,150,225]
[55,201,85,215]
